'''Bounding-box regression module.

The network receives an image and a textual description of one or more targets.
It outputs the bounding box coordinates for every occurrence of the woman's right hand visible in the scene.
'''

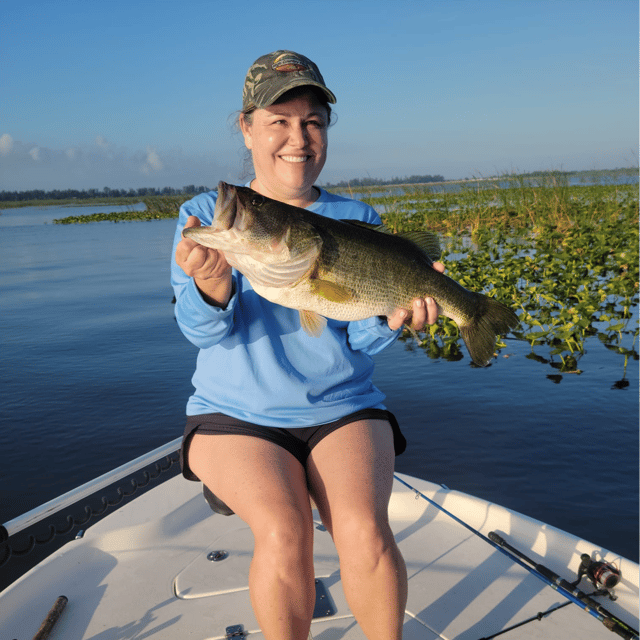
[175,216,233,307]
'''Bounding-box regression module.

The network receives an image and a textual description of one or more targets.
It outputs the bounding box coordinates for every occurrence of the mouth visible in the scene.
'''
[279,155,312,164]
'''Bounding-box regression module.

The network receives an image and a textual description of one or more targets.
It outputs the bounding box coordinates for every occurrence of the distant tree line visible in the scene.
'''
[323,174,445,188]
[0,185,212,203]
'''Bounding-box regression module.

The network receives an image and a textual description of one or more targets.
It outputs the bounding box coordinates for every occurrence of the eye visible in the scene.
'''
[251,194,265,207]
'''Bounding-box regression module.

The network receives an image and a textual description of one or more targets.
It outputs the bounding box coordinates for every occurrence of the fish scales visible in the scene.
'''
[290,220,451,320]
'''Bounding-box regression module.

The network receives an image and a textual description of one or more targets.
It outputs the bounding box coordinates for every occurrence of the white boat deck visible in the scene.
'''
[1,473,637,639]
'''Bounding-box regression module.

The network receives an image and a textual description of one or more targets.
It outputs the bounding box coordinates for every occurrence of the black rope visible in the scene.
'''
[0,452,179,569]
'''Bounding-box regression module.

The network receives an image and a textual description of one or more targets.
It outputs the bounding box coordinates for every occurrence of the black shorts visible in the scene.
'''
[180,408,406,482]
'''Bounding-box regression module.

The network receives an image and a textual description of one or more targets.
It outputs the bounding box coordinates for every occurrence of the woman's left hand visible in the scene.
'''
[387,262,445,331]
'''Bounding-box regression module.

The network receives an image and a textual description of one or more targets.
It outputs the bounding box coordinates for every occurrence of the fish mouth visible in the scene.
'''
[182,181,255,255]
[182,182,241,250]
[212,181,238,231]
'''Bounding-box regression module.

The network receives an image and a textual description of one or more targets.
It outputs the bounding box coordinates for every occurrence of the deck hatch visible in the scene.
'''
[313,579,336,618]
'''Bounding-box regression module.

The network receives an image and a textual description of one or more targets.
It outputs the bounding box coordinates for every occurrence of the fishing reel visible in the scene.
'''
[577,553,621,594]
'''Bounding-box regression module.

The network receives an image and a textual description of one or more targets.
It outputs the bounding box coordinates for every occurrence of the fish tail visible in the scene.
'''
[459,294,519,366]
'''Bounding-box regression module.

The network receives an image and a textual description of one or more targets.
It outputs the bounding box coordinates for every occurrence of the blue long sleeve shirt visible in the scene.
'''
[170,186,400,426]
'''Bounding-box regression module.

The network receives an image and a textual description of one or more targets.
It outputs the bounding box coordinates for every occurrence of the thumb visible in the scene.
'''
[183,215,202,230]
[387,308,408,331]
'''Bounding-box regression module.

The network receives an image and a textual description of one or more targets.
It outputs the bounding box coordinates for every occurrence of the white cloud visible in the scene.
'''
[95,135,110,150]
[0,133,13,155]
[0,136,239,191]
[144,148,163,172]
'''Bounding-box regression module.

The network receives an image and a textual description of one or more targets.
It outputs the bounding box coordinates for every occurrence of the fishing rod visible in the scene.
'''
[488,532,637,639]
[393,474,638,640]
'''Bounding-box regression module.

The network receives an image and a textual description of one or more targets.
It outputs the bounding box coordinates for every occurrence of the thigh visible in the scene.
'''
[306,419,396,535]
[188,432,312,528]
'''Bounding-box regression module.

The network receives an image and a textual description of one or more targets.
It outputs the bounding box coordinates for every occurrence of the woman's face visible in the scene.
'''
[240,90,328,207]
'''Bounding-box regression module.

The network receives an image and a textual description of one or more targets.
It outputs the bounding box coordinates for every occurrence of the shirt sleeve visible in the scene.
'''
[170,194,237,349]
[347,316,401,354]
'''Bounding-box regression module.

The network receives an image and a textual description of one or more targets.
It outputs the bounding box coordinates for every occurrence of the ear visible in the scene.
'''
[239,113,253,150]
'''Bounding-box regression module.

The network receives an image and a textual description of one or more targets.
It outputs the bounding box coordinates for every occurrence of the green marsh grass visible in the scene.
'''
[52,195,190,224]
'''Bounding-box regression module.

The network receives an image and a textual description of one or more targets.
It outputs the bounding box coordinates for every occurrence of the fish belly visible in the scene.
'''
[251,280,388,321]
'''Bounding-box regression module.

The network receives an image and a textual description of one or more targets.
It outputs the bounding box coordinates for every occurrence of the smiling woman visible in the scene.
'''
[235,51,337,209]
[170,50,446,640]
[239,87,330,208]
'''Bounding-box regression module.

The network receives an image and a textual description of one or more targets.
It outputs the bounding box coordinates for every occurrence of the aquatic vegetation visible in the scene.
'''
[381,179,638,374]
[52,196,189,224]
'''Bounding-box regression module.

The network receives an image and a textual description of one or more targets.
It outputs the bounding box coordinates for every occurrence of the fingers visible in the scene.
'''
[403,262,444,329]
[423,297,441,325]
[387,297,442,332]
[409,298,440,329]
[176,216,230,280]
[176,217,202,263]
[407,298,426,329]
[182,244,216,276]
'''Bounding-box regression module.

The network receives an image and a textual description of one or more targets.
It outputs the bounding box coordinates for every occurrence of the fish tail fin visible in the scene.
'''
[459,294,519,366]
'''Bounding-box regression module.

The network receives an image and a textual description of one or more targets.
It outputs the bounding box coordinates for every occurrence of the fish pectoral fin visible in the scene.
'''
[309,279,354,303]
[299,310,327,337]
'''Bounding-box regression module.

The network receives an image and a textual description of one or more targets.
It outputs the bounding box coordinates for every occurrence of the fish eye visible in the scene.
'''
[251,195,265,207]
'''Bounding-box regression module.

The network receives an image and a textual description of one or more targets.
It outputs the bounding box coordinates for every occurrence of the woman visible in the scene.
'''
[171,50,444,640]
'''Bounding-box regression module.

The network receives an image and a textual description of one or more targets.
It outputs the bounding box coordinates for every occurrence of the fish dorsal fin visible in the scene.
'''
[340,220,441,261]
[299,309,327,337]
[398,231,441,262]
[341,220,390,234]
[309,279,354,303]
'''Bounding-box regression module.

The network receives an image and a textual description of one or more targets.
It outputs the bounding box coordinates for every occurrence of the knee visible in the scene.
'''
[333,515,394,567]
[252,506,314,561]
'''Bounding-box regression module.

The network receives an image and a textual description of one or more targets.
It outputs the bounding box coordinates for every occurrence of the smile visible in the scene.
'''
[280,155,310,163]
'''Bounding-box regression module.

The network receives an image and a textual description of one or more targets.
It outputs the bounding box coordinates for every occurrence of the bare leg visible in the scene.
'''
[188,433,315,640]
[307,420,407,640]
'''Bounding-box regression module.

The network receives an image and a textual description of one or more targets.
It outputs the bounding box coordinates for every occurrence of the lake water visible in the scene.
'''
[0,204,637,563]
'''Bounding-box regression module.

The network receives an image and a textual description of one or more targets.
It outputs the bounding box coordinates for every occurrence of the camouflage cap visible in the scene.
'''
[242,50,337,111]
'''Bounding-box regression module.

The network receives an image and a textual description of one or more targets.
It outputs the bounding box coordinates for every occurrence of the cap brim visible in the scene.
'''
[257,78,337,109]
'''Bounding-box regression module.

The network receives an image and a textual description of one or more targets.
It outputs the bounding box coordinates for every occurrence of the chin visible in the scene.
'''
[281,172,319,191]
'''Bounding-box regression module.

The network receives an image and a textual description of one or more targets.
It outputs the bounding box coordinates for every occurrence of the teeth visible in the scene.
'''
[280,155,308,163]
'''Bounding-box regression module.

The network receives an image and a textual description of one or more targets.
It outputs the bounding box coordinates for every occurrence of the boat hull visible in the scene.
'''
[1,472,637,639]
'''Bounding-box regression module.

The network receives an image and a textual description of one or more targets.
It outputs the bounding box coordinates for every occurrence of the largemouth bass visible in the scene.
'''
[183,181,519,366]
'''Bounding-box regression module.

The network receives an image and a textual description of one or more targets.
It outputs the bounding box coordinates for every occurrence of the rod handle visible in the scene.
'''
[32,595,68,640]
[488,531,505,545]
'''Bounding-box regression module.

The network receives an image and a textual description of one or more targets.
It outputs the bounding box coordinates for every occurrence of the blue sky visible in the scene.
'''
[2,0,637,191]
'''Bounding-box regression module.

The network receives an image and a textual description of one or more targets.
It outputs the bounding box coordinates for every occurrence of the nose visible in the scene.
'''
[288,122,308,147]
